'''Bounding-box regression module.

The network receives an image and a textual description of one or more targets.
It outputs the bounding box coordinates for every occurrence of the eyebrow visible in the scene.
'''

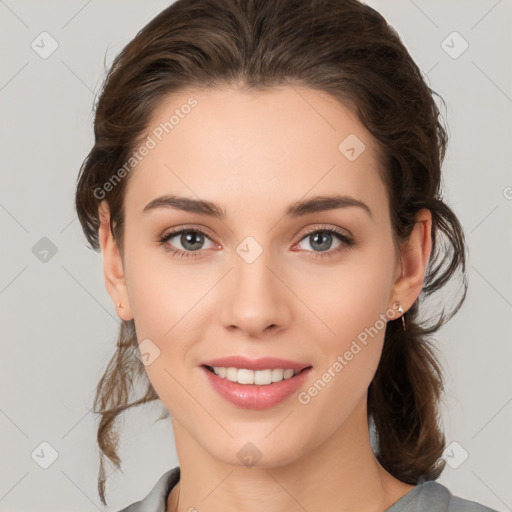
[142,194,373,220]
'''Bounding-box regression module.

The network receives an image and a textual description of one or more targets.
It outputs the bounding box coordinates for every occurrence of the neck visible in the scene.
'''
[167,397,414,512]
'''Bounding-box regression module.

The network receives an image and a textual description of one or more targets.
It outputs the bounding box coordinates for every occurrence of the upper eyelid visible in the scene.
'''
[161,224,216,242]
[300,225,352,239]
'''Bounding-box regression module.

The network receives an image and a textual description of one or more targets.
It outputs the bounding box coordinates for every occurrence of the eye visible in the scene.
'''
[158,224,354,260]
[158,226,217,259]
[293,225,354,259]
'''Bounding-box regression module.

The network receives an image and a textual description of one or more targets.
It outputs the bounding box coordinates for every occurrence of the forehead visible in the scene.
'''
[124,85,388,219]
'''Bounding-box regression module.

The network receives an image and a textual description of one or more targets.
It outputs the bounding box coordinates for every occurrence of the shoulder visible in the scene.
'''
[114,466,180,512]
[387,479,500,512]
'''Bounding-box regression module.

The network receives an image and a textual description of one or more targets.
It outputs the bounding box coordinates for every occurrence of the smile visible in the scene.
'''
[204,366,301,385]
[201,365,313,409]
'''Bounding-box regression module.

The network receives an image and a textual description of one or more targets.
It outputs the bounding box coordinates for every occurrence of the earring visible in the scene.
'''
[117,303,123,308]
[393,301,406,331]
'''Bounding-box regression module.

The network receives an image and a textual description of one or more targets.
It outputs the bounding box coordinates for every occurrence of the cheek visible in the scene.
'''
[123,248,198,403]
[305,241,396,346]
[297,252,394,427]
[123,241,213,389]
[123,239,186,335]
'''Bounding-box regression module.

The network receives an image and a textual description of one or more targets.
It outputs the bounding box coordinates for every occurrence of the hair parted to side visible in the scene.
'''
[75,0,468,505]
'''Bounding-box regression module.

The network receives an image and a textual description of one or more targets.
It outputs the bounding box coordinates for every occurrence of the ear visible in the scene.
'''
[98,200,134,321]
[390,208,433,312]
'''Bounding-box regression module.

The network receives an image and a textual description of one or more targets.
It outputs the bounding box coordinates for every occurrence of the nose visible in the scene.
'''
[218,247,292,338]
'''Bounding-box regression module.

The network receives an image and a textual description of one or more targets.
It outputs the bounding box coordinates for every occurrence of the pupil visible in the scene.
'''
[182,232,203,250]
[311,231,332,251]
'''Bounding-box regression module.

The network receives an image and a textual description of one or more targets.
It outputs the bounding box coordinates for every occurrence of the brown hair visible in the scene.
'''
[75,0,467,505]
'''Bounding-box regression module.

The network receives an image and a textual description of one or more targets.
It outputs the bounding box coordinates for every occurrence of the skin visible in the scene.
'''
[97,85,432,512]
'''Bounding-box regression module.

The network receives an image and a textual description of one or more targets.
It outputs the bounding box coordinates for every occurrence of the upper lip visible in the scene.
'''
[200,356,311,372]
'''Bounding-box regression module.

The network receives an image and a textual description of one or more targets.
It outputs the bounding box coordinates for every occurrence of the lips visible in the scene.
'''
[200,355,311,373]
[201,364,313,409]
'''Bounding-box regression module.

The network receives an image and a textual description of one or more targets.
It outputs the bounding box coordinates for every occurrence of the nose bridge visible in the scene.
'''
[219,236,290,335]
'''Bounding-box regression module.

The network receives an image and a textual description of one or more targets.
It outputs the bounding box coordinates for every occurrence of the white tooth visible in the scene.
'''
[237,369,254,384]
[271,369,284,382]
[226,367,238,382]
[211,367,297,385]
[283,369,295,379]
[254,369,272,385]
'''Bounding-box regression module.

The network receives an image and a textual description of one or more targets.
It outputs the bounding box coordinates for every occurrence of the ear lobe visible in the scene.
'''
[391,208,433,311]
[98,200,134,321]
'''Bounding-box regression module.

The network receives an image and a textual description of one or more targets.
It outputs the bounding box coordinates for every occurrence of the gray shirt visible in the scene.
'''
[116,466,500,512]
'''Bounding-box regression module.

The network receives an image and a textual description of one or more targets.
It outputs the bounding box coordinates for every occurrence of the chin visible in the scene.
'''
[204,433,308,470]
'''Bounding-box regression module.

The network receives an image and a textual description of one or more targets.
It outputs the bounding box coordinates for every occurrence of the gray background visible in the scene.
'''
[0,1,511,511]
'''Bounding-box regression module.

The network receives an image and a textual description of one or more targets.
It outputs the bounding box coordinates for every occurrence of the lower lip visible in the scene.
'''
[201,366,312,410]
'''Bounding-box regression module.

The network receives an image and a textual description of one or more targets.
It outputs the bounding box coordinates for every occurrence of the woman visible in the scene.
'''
[74,0,499,511]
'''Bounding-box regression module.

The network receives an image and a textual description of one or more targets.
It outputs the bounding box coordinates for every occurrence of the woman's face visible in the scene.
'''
[105,85,407,467]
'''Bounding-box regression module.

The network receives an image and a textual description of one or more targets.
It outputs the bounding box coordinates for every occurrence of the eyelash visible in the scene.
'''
[158,224,354,260]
